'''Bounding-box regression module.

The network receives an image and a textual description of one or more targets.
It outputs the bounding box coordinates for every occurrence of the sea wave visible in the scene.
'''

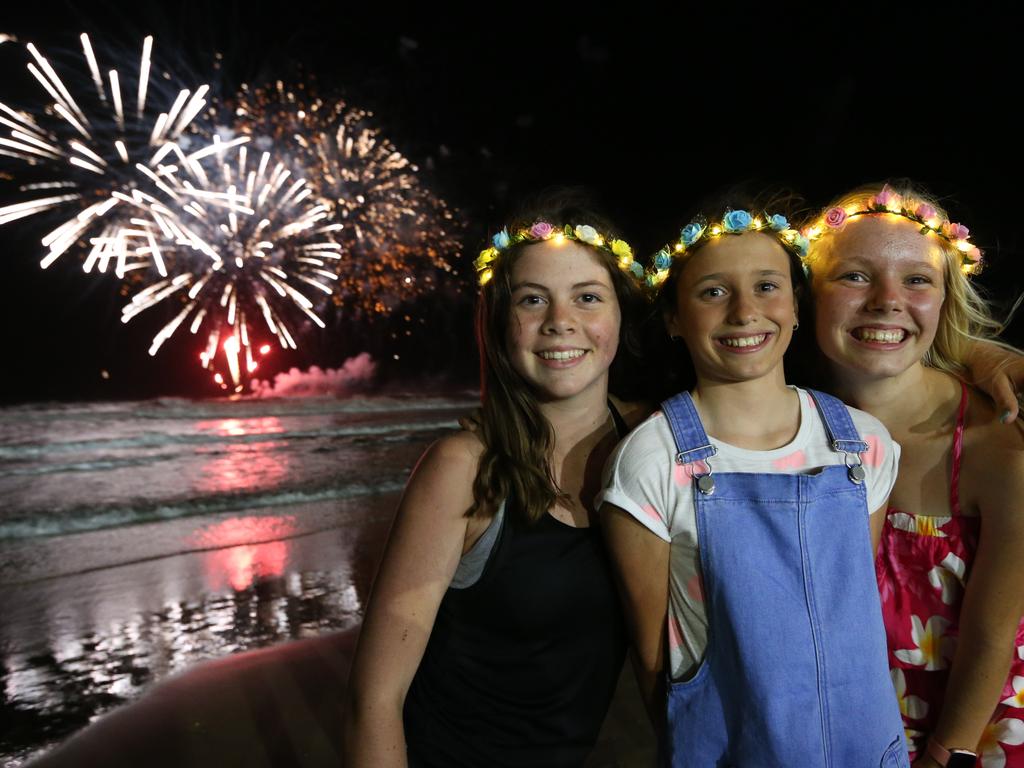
[0,477,407,540]
[0,417,460,461]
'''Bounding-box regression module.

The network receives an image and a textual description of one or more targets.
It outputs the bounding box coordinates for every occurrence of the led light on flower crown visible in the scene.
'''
[675,243,684,252]
[552,233,565,244]
[479,268,493,285]
[925,218,939,229]
[710,226,721,236]
[955,240,970,252]
[752,217,762,228]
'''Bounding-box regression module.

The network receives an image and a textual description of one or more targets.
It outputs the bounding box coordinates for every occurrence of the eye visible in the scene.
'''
[578,292,603,304]
[756,281,781,293]
[838,271,868,283]
[700,286,727,299]
[516,293,547,307]
[906,275,934,286]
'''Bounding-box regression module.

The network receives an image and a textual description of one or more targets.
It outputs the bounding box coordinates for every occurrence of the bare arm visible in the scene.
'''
[870,500,889,554]
[963,340,1024,423]
[924,440,1024,757]
[342,434,479,767]
[601,504,670,729]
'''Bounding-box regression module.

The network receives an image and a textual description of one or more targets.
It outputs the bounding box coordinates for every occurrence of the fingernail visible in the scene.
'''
[1001,410,1013,424]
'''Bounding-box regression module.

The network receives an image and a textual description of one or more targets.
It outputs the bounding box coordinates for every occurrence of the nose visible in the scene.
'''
[542,299,576,334]
[866,276,903,313]
[727,292,758,326]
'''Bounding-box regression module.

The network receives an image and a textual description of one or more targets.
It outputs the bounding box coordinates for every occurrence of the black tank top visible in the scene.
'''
[403,404,629,767]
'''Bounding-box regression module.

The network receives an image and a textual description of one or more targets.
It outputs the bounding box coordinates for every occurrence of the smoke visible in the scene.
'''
[249,353,378,398]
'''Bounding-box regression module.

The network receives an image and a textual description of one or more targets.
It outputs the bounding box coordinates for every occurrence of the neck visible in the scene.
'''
[829,362,958,434]
[538,383,612,456]
[692,368,796,446]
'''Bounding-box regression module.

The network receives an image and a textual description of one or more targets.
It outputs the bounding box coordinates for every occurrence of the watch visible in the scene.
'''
[926,737,977,768]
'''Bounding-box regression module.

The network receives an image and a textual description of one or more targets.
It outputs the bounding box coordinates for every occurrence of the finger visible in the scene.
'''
[992,374,1020,423]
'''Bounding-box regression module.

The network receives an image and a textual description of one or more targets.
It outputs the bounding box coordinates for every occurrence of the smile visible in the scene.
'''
[718,333,768,349]
[537,349,587,361]
[853,328,907,344]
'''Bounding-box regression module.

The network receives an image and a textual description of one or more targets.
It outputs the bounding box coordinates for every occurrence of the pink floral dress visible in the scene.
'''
[876,383,1024,767]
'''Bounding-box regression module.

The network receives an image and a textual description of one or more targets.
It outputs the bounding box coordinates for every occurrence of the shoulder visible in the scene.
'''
[605,410,675,479]
[403,430,482,508]
[817,392,894,445]
[963,386,1024,498]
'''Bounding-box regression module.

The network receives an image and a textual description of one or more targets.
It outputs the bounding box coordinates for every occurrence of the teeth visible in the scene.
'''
[857,328,906,343]
[538,349,586,360]
[720,334,767,348]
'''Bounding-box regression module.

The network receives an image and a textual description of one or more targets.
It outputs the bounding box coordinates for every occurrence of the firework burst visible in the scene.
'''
[228,81,462,318]
[117,135,345,392]
[0,34,211,271]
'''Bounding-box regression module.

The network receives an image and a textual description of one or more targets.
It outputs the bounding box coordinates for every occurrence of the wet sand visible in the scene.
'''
[1,492,654,766]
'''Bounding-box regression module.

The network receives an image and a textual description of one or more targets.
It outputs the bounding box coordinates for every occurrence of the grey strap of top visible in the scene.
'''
[450,501,505,589]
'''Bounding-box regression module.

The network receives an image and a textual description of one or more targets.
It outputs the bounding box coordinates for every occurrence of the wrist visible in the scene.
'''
[927,737,978,768]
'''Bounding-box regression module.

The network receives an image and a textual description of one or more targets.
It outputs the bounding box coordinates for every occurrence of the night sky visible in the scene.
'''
[1,1,1021,402]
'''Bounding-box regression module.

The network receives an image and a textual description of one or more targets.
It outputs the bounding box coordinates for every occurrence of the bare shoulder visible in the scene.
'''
[609,395,656,431]
[963,387,1024,516]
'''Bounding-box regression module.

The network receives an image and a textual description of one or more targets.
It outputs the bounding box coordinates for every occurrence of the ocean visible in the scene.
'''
[0,393,475,766]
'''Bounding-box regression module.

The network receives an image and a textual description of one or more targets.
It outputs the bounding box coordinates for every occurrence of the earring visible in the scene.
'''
[792,321,800,331]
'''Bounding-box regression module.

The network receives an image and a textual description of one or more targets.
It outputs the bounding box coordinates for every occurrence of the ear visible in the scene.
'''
[663,310,680,340]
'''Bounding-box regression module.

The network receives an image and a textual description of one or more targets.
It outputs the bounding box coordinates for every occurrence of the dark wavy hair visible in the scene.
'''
[469,188,646,524]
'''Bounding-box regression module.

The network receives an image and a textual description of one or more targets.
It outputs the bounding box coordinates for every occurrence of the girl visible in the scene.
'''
[600,202,909,766]
[805,182,1024,768]
[343,192,648,767]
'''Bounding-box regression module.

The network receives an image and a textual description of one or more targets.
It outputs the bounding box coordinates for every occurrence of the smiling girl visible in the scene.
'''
[806,182,1024,768]
[343,191,648,767]
[600,201,908,766]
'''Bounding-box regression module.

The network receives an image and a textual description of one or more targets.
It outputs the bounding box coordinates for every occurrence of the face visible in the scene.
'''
[811,216,946,383]
[505,240,621,404]
[666,231,798,387]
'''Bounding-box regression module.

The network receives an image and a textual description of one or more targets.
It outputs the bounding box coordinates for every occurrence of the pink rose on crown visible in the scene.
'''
[824,207,847,228]
[873,185,899,208]
[529,221,554,239]
[914,203,937,222]
[947,223,970,240]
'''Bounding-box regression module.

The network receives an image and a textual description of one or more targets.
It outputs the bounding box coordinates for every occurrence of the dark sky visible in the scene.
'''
[1,1,1021,401]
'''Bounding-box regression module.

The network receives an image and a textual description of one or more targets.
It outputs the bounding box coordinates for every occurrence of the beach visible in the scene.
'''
[0,395,652,766]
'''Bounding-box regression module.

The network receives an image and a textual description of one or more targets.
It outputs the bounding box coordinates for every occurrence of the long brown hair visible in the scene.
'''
[469,189,644,524]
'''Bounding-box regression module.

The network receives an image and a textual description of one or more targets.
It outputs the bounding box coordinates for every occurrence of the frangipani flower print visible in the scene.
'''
[927,552,966,605]
[891,668,928,721]
[979,717,1024,768]
[1003,676,1024,709]
[893,615,955,670]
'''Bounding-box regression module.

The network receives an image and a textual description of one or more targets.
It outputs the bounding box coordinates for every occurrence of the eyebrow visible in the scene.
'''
[510,280,611,291]
[694,269,788,284]
[837,257,941,271]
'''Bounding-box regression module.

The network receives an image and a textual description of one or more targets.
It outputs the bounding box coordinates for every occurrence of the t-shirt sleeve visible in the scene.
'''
[596,417,673,542]
[851,410,901,514]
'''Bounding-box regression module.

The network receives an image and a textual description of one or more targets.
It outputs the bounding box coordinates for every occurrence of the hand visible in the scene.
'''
[967,342,1023,423]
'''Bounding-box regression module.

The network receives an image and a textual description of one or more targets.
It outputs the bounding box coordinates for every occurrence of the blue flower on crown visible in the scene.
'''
[723,210,753,233]
[769,214,789,231]
[680,222,704,246]
[792,233,810,257]
[654,248,673,271]
[629,261,644,278]
[493,228,511,250]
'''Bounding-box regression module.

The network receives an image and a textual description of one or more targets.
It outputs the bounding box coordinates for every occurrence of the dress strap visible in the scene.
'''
[807,389,869,455]
[950,380,968,516]
[607,399,629,439]
[660,392,717,464]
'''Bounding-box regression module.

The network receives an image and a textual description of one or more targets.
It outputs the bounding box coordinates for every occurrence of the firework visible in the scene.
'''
[0,34,210,271]
[228,81,462,318]
[117,135,344,392]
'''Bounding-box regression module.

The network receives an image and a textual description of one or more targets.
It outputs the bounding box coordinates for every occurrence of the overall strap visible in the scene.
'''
[660,392,717,464]
[949,380,968,515]
[807,389,868,454]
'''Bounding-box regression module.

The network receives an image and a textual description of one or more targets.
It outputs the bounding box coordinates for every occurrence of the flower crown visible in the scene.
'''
[803,185,983,275]
[473,222,643,286]
[646,210,809,289]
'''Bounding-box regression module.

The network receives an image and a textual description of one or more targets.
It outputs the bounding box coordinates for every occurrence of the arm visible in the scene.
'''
[342,434,479,768]
[920,442,1024,761]
[963,339,1024,423]
[870,500,889,554]
[601,505,670,729]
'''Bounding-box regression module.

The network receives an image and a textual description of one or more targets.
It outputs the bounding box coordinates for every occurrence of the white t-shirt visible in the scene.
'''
[597,387,900,681]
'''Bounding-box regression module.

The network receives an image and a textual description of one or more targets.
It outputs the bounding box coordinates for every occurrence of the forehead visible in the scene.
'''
[509,241,613,286]
[824,216,945,269]
[680,231,793,281]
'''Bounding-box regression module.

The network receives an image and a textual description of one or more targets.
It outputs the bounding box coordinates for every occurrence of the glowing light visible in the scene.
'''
[259,343,271,354]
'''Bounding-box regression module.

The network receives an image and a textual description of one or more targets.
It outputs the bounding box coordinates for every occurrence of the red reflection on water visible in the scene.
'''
[194,416,289,495]
[191,516,296,592]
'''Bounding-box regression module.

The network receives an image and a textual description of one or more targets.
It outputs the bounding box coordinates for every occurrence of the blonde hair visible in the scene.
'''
[805,180,1010,377]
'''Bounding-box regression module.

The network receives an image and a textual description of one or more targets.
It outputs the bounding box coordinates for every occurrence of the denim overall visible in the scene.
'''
[661,390,908,768]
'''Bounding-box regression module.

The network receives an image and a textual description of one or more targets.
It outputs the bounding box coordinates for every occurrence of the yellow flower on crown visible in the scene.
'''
[611,239,633,261]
